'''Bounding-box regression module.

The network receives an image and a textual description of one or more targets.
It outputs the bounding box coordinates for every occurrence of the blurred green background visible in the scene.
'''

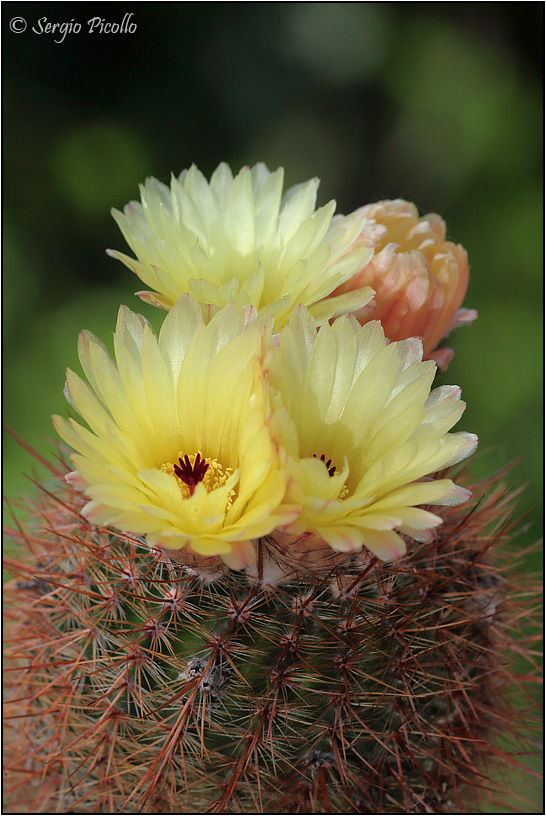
[3,2,543,808]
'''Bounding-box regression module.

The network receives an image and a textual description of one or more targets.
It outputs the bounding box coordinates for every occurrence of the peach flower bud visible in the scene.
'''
[333,200,477,369]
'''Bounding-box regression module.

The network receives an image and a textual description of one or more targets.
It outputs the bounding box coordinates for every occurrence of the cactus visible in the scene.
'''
[3,449,541,814]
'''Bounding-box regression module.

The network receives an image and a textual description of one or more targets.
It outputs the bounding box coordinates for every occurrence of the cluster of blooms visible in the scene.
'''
[54,162,477,571]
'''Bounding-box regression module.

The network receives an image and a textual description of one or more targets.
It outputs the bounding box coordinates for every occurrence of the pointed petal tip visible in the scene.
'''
[430,348,454,370]
[362,529,407,562]
[454,308,478,326]
[455,484,472,502]
[65,470,87,491]
[220,540,257,571]
[136,290,170,310]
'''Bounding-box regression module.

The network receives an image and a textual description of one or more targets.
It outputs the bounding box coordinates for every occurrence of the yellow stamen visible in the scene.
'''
[161,451,236,509]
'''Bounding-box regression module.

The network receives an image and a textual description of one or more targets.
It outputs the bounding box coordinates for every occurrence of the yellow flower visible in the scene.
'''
[108,162,375,329]
[264,306,477,560]
[332,200,477,369]
[53,296,295,570]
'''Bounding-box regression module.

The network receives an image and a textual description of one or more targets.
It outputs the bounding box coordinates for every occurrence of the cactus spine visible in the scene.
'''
[3,453,540,814]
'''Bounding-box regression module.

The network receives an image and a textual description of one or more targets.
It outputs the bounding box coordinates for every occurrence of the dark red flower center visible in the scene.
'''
[173,452,209,496]
[313,453,336,477]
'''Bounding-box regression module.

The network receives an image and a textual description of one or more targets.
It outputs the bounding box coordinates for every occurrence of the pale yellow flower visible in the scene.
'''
[264,306,477,560]
[332,200,477,369]
[108,162,375,329]
[53,296,295,569]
